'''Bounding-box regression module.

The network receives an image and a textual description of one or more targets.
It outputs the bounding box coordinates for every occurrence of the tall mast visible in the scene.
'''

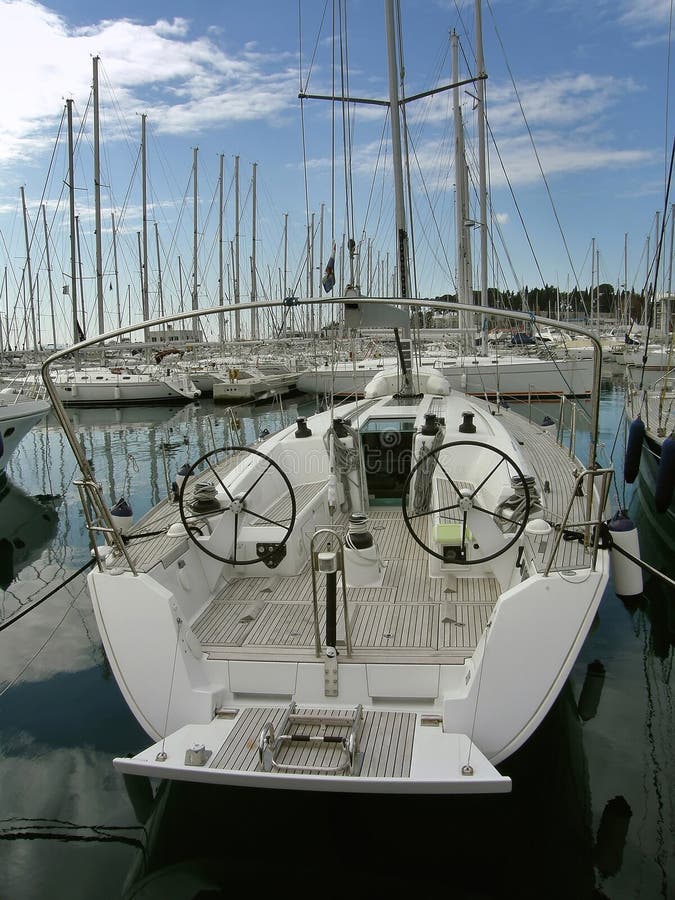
[474,0,489,354]
[282,212,288,338]
[1,267,6,358]
[93,56,105,335]
[42,204,57,350]
[452,32,473,352]
[666,204,674,338]
[384,0,410,299]
[112,212,121,329]
[20,186,38,352]
[624,232,628,324]
[595,245,601,331]
[141,113,149,342]
[645,232,650,326]
[310,210,315,335]
[178,256,184,312]
[192,146,199,342]
[66,99,79,361]
[668,204,675,299]
[590,237,595,329]
[234,154,241,340]
[218,152,225,345]
[251,161,258,340]
[318,202,324,337]
[136,231,144,330]
[154,222,164,317]
[283,212,289,301]
[76,215,86,339]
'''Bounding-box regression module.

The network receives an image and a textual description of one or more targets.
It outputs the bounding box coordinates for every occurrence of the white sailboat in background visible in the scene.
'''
[0,392,51,472]
[41,0,630,795]
[49,365,200,406]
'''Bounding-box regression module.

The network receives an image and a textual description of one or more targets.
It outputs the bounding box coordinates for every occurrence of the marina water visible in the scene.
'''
[0,383,672,899]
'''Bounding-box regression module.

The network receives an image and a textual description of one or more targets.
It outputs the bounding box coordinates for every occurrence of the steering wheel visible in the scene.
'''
[402,440,531,565]
[177,445,296,565]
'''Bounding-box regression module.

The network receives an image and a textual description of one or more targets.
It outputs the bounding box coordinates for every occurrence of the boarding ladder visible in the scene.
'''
[258,701,364,775]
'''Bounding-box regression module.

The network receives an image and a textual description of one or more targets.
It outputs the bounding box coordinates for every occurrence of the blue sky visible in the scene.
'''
[0,0,672,344]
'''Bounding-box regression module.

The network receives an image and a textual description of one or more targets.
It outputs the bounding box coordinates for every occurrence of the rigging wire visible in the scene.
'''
[485,0,584,299]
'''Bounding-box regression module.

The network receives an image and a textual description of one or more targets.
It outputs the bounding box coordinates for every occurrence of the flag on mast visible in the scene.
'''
[322,241,336,294]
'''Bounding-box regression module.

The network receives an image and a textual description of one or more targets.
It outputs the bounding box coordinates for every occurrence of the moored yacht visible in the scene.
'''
[625,367,675,548]
[49,366,200,406]
[42,296,615,794]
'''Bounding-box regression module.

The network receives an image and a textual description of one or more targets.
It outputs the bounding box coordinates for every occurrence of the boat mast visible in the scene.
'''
[590,237,595,328]
[111,212,122,329]
[218,152,225,345]
[309,210,315,336]
[595,244,601,331]
[154,222,164,317]
[141,114,150,343]
[474,0,489,355]
[136,232,143,332]
[282,212,288,337]
[251,161,258,340]
[178,256,184,312]
[384,0,411,300]
[452,33,474,354]
[0,267,6,359]
[75,215,86,334]
[318,202,325,338]
[93,56,105,336]
[234,154,241,341]
[192,146,199,342]
[41,204,57,351]
[20,186,38,353]
[66,99,79,363]
[624,232,628,325]
[666,203,674,338]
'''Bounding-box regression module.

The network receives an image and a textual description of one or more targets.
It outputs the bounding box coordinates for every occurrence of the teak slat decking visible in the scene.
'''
[210,706,416,778]
[192,511,500,662]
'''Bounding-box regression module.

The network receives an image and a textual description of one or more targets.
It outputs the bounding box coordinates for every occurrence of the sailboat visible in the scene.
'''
[625,367,675,547]
[48,365,200,406]
[42,0,617,793]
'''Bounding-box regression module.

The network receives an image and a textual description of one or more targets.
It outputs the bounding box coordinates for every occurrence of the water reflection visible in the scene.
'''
[0,475,59,595]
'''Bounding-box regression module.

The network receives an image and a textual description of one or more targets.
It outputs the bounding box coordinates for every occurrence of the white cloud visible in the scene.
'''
[487,131,653,188]
[488,73,642,134]
[619,0,672,28]
[0,0,297,165]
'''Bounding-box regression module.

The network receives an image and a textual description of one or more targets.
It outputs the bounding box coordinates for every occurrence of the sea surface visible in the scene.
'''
[0,382,672,900]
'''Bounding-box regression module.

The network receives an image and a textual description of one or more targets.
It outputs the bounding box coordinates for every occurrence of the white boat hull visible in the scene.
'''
[0,399,51,470]
[53,372,200,405]
[297,356,592,399]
